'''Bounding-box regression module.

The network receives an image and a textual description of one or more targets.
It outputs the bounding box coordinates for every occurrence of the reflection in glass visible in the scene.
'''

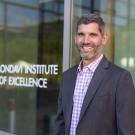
[7,5,38,63]
[5,0,38,7]
[37,0,64,135]
[114,0,135,83]
[0,3,4,25]
[0,4,39,135]
[115,1,128,17]
[72,0,135,84]
[0,0,64,134]
[0,3,4,63]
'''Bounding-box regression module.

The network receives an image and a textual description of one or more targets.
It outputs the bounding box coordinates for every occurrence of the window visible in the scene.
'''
[71,0,135,83]
[0,0,64,135]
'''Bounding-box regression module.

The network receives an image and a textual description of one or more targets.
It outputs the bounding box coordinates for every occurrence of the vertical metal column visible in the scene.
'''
[62,0,73,72]
[9,99,16,134]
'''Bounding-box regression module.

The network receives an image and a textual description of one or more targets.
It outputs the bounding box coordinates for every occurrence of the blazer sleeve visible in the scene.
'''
[116,70,135,135]
[53,77,65,135]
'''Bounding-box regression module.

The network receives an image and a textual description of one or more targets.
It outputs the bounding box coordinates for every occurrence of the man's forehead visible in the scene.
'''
[77,23,100,32]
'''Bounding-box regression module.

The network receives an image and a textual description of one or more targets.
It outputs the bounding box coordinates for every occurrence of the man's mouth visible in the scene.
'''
[80,45,95,51]
[80,43,96,49]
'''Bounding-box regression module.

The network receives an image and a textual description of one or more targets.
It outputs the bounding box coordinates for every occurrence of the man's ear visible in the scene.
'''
[102,32,109,45]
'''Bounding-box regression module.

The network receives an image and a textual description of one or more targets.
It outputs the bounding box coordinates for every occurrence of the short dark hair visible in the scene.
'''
[76,13,105,35]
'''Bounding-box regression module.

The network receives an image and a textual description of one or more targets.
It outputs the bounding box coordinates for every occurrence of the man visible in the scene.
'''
[54,13,135,135]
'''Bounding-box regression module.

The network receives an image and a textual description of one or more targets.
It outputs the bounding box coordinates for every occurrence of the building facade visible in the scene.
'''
[0,0,135,135]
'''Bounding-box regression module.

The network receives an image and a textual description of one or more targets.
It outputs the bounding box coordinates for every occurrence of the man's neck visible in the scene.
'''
[82,54,102,67]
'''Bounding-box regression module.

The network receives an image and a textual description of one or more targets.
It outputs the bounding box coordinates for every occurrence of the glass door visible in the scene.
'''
[0,0,64,135]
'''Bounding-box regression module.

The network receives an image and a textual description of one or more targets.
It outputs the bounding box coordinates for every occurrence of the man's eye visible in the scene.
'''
[90,33,97,37]
[77,33,84,36]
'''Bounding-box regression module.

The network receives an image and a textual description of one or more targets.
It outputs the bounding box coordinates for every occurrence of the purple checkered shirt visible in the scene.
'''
[69,54,103,135]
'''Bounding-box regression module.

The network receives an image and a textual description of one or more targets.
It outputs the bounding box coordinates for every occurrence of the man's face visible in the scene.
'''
[75,23,107,62]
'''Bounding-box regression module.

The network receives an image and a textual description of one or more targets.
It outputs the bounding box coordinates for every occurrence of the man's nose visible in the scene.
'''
[83,35,90,44]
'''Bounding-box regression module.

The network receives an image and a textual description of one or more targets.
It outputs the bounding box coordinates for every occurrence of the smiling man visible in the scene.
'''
[54,13,135,135]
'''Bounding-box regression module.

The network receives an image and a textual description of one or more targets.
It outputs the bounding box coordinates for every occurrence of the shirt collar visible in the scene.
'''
[77,54,103,73]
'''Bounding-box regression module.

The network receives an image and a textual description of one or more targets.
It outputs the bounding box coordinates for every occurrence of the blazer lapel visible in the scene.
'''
[78,56,110,123]
[66,65,78,132]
